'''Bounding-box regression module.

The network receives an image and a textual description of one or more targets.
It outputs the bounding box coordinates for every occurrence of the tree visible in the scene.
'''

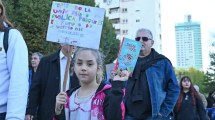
[204,33,215,93]
[70,0,95,6]
[4,0,120,64]
[4,0,59,55]
[100,17,120,64]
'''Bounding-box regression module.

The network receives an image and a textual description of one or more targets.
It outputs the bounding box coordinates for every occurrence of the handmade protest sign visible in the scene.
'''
[114,37,142,76]
[47,1,105,49]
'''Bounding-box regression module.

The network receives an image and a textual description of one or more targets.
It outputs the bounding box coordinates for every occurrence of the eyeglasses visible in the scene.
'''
[135,37,152,42]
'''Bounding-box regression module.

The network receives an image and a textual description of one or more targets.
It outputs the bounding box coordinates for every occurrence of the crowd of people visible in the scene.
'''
[0,0,215,120]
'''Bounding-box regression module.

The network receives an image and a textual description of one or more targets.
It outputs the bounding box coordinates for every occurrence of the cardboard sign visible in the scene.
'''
[114,37,142,74]
[47,1,105,49]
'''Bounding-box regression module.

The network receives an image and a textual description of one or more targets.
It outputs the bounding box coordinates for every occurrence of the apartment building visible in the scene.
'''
[175,15,203,70]
[95,0,162,53]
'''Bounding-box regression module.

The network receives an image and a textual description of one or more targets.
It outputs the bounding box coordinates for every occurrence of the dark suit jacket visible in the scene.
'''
[26,50,79,120]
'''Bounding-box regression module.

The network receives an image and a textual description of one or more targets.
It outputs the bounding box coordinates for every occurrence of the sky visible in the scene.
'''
[160,0,215,71]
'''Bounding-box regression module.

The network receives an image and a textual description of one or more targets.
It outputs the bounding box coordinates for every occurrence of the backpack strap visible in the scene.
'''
[3,27,12,53]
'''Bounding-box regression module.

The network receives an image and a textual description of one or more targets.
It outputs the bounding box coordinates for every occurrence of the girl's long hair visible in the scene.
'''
[0,0,14,31]
[175,76,200,112]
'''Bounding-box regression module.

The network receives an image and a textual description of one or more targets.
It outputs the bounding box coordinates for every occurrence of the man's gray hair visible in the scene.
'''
[136,28,153,39]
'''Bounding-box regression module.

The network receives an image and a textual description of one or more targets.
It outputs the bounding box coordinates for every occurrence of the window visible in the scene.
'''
[122,19,128,23]
[115,29,120,34]
[122,8,128,13]
[107,0,112,5]
[122,30,128,34]
[111,18,120,24]
[109,7,119,14]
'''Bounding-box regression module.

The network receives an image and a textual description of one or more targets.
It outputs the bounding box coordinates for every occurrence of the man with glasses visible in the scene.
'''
[124,28,180,120]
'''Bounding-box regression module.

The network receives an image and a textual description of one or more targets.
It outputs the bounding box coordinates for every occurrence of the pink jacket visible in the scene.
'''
[55,81,125,120]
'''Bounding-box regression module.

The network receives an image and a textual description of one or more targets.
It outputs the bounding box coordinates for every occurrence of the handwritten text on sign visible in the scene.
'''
[47,1,105,49]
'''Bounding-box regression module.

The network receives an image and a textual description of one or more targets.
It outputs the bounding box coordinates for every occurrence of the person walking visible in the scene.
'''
[174,76,208,120]
[0,0,29,119]
[26,44,79,120]
[124,28,180,120]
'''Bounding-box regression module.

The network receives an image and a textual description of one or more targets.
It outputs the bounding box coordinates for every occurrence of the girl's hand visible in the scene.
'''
[112,70,130,81]
[55,92,67,115]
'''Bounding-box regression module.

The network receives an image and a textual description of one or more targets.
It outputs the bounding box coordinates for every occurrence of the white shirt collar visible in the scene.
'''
[60,50,73,60]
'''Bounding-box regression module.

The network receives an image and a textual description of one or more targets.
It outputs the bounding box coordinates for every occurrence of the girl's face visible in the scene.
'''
[182,78,191,89]
[74,50,101,84]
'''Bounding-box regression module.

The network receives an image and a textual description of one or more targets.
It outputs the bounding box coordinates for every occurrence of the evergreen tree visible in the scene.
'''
[204,33,215,93]
[4,0,59,55]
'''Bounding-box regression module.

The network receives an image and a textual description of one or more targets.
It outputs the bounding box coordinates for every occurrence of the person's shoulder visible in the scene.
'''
[9,28,20,33]
[40,50,60,63]
[29,69,33,74]
[66,86,80,97]
[96,80,112,93]
[9,28,23,37]
[7,29,25,44]
[199,92,205,96]
[152,49,171,64]
[157,55,172,66]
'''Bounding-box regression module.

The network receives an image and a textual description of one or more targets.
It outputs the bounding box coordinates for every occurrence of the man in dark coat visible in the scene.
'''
[25,44,79,120]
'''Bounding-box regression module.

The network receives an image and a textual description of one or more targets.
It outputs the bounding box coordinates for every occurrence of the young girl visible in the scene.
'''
[54,48,127,120]
[174,76,208,120]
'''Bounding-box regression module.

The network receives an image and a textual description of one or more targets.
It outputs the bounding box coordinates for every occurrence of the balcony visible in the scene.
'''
[107,1,120,8]
[108,12,120,19]
[113,23,120,29]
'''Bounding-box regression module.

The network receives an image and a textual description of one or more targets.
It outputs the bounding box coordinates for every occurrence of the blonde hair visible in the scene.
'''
[0,0,14,31]
[72,47,104,84]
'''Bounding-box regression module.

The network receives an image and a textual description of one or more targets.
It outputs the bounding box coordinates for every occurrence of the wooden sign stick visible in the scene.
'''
[62,45,73,92]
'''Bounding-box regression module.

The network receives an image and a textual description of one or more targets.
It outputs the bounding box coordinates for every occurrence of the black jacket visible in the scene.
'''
[207,96,215,108]
[125,49,168,119]
[175,92,208,120]
[26,50,79,120]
